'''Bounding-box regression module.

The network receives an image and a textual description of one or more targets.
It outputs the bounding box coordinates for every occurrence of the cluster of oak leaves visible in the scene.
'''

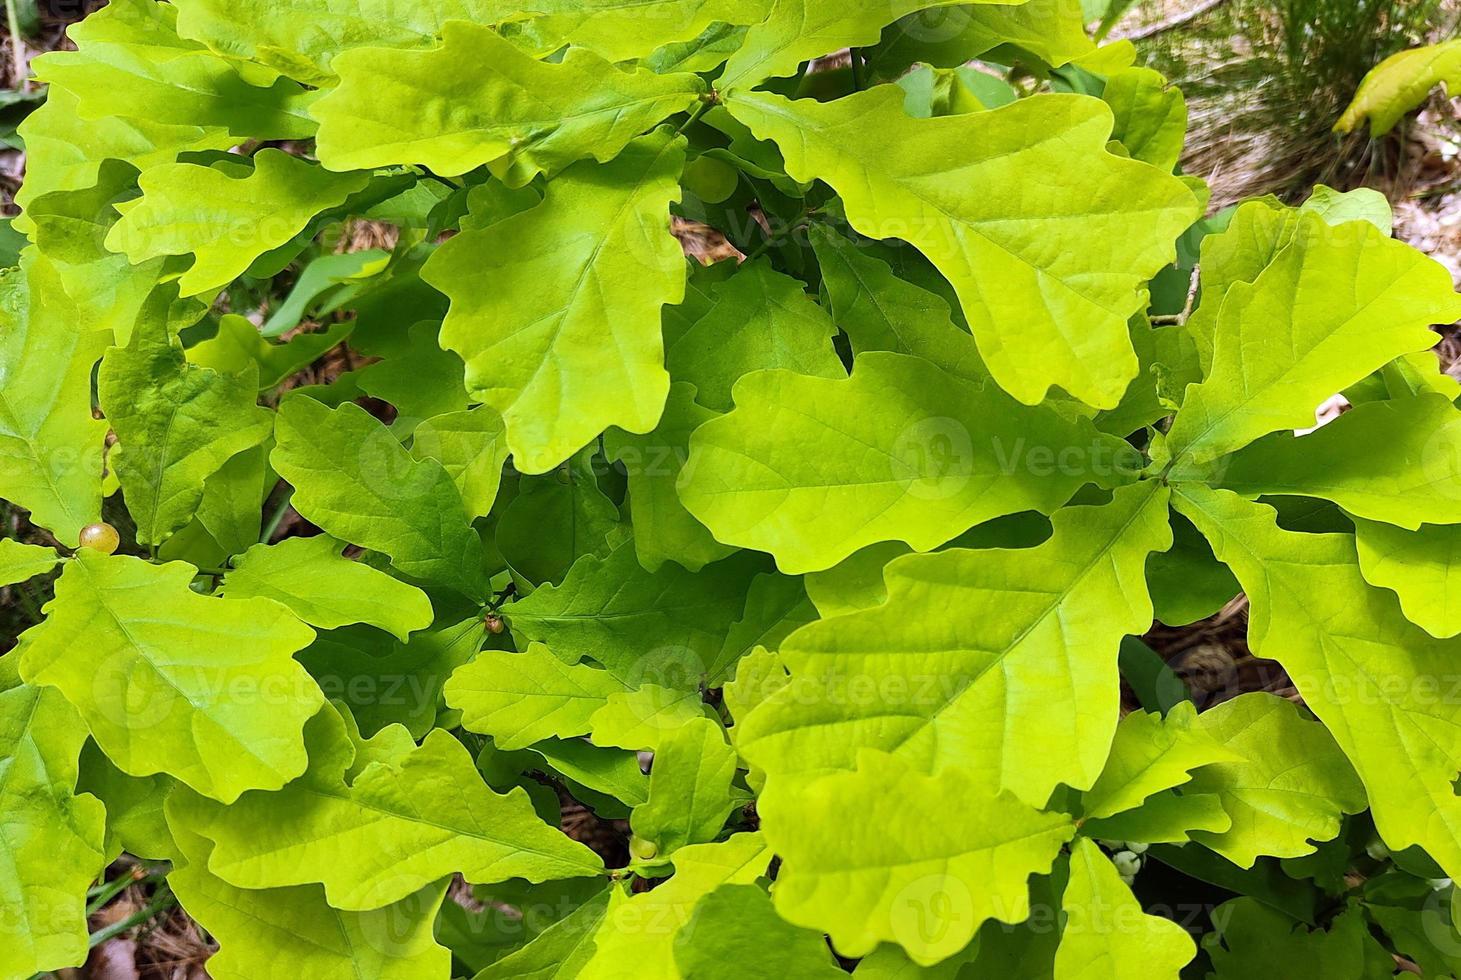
[7,0,1461,977]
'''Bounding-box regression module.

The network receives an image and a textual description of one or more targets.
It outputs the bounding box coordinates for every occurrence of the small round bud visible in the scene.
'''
[629,835,658,861]
[483,613,505,635]
[1365,839,1390,862]
[1125,841,1149,856]
[78,522,120,555]
[1112,850,1142,877]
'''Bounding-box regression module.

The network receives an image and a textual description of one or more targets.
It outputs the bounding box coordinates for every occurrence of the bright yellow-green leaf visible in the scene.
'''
[739,481,1172,809]
[1173,484,1461,882]
[0,683,106,979]
[446,643,628,750]
[1164,214,1461,465]
[105,150,369,296]
[763,750,1074,964]
[223,535,434,641]
[724,88,1199,407]
[1336,39,1461,136]
[18,552,323,802]
[679,352,1136,574]
[0,538,60,587]
[313,21,703,182]
[1079,701,1238,821]
[1054,838,1195,979]
[1355,518,1461,639]
[424,129,687,474]
[168,705,605,910]
[0,252,109,545]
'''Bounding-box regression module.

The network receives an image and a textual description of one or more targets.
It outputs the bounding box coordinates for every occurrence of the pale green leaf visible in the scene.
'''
[1172,485,1461,880]
[1179,692,1367,866]
[577,833,771,979]
[18,552,323,802]
[313,21,703,182]
[724,88,1199,407]
[505,0,775,63]
[223,536,434,641]
[76,742,176,860]
[0,538,60,587]
[1163,214,1461,465]
[105,150,369,296]
[0,252,109,545]
[1054,838,1194,979]
[506,541,761,684]
[168,705,605,910]
[169,826,451,980]
[738,481,1172,806]
[1336,39,1461,135]
[98,298,273,545]
[271,396,487,598]
[809,224,987,383]
[34,0,318,139]
[665,258,842,411]
[1355,518,1461,638]
[1302,184,1393,232]
[631,718,740,857]
[590,684,720,752]
[722,645,788,728]
[868,0,1096,79]
[0,683,106,979]
[1102,66,1187,171]
[1080,790,1232,845]
[707,570,815,683]
[470,889,611,980]
[763,750,1074,964]
[409,407,510,520]
[188,313,355,390]
[604,383,736,573]
[1179,393,1461,530]
[679,351,1135,574]
[172,0,513,82]
[673,884,845,979]
[446,644,629,750]
[424,128,687,474]
[1079,701,1239,821]
[802,542,913,618]
[718,0,1019,92]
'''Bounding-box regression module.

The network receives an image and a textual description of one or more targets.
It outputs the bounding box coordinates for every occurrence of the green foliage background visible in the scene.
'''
[4,0,1461,977]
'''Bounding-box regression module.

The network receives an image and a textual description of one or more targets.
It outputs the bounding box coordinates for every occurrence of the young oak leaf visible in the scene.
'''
[167,824,452,980]
[672,885,846,979]
[717,0,1019,92]
[1163,214,1461,466]
[678,351,1137,575]
[604,382,737,573]
[866,0,1097,81]
[0,253,110,545]
[1175,392,1461,530]
[589,684,720,752]
[1203,899,1394,979]
[222,536,434,642]
[577,833,772,979]
[167,705,605,910]
[761,750,1075,965]
[98,296,273,546]
[271,396,488,599]
[1053,839,1196,980]
[1172,693,1367,867]
[1172,485,1461,879]
[506,540,763,684]
[17,552,323,802]
[423,128,687,475]
[630,717,741,858]
[312,21,704,182]
[0,538,60,587]
[736,480,1173,807]
[0,683,107,980]
[809,224,988,383]
[723,89,1200,408]
[171,0,520,83]
[471,888,613,980]
[1078,701,1241,821]
[445,643,629,751]
[32,0,319,140]
[663,257,844,412]
[1354,519,1461,639]
[105,149,369,296]
[407,406,511,521]
[503,0,775,63]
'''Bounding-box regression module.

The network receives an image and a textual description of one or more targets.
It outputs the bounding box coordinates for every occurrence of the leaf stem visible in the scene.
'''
[676,97,714,136]
[849,48,866,92]
[260,486,294,543]
[88,883,177,949]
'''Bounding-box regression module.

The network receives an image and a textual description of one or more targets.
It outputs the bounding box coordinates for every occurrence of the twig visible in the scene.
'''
[1124,0,1230,42]
[4,1,29,94]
